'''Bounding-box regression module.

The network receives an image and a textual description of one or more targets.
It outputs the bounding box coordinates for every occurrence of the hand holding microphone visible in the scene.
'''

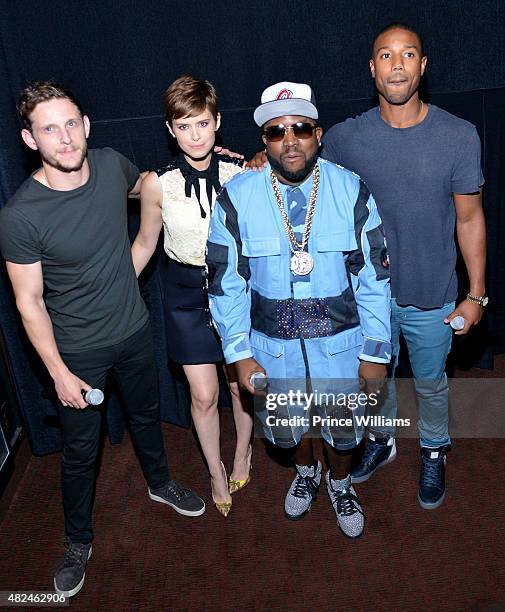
[82,388,105,406]
[54,371,102,409]
[445,296,486,335]
[235,357,267,394]
[249,371,268,391]
[449,315,465,331]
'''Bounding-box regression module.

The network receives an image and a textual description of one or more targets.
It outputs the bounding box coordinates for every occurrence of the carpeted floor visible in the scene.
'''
[1,426,505,610]
[1,363,505,610]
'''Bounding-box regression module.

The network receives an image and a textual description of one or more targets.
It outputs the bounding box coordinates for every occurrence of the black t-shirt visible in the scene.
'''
[0,147,148,352]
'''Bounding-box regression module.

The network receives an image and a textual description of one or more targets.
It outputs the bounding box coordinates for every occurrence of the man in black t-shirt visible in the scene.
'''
[0,81,205,599]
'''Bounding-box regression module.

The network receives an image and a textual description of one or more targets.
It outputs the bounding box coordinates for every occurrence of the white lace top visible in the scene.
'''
[157,154,243,266]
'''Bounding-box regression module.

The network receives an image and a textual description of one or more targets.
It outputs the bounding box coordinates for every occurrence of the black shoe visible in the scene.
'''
[417,446,448,509]
[54,540,92,598]
[350,435,396,484]
[149,480,205,516]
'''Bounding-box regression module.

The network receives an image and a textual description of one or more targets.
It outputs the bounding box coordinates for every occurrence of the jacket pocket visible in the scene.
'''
[315,231,356,252]
[313,232,356,295]
[250,333,284,356]
[242,237,282,294]
[327,328,362,355]
[325,328,363,381]
[242,237,281,257]
[250,332,286,379]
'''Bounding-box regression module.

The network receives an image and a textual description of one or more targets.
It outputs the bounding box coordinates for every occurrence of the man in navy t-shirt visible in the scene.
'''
[322,23,486,510]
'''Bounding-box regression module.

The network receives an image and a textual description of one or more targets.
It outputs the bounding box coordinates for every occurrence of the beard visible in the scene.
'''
[267,149,319,184]
[40,142,88,173]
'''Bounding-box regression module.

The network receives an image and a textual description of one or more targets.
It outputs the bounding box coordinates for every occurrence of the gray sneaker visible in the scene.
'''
[149,480,205,516]
[284,461,322,520]
[54,540,92,598]
[326,471,365,538]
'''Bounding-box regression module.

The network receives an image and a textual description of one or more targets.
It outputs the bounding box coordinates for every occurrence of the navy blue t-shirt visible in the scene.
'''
[322,105,484,309]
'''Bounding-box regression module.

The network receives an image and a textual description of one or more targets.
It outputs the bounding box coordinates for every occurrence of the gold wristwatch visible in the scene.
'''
[466,293,489,307]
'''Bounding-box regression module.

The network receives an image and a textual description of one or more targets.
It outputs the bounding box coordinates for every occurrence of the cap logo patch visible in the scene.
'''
[276,89,293,100]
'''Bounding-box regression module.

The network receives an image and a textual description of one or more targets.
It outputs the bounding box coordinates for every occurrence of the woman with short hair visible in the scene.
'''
[132,75,253,517]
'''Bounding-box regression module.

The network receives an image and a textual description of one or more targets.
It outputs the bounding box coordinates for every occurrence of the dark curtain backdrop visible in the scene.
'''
[0,0,504,454]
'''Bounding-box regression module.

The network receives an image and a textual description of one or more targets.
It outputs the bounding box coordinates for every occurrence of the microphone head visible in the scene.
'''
[450,316,465,331]
[85,388,104,405]
[250,372,268,391]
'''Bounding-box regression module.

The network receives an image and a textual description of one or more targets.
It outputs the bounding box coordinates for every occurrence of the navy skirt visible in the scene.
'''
[159,257,223,365]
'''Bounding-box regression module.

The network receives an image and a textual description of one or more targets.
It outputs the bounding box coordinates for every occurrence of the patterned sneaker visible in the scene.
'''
[350,433,397,484]
[417,446,448,510]
[149,480,205,516]
[54,540,92,598]
[326,471,365,539]
[284,461,322,520]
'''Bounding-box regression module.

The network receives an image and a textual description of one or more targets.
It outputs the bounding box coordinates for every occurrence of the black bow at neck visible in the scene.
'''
[177,153,221,218]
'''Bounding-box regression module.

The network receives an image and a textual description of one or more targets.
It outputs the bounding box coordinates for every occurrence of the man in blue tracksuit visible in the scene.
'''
[207,82,391,538]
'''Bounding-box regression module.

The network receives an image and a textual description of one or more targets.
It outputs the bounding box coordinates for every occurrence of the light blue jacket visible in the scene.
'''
[207,159,391,380]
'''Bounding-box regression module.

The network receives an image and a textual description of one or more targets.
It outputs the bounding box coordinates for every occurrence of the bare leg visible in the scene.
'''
[183,364,230,504]
[225,364,254,482]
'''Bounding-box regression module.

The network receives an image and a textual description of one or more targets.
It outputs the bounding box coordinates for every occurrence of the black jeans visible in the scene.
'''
[58,322,170,543]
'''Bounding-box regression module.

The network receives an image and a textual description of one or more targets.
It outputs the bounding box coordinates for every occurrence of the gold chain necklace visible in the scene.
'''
[270,163,320,275]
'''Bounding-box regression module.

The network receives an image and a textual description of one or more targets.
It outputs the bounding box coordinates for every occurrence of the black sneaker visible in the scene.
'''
[350,434,397,484]
[54,540,92,598]
[149,480,205,516]
[284,461,322,520]
[417,446,448,510]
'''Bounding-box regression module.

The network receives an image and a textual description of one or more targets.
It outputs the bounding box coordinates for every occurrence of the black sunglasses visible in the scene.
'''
[263,121,318,142]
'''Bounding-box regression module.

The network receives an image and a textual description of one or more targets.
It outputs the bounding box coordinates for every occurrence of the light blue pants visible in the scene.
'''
[373,299,454,448]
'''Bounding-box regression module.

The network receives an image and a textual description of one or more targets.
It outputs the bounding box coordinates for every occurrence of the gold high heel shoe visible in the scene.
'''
[212,461,232,517]
[229,444,252,494]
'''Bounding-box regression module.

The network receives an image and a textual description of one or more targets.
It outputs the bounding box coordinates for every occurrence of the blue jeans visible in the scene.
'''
[374,299,454,448]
